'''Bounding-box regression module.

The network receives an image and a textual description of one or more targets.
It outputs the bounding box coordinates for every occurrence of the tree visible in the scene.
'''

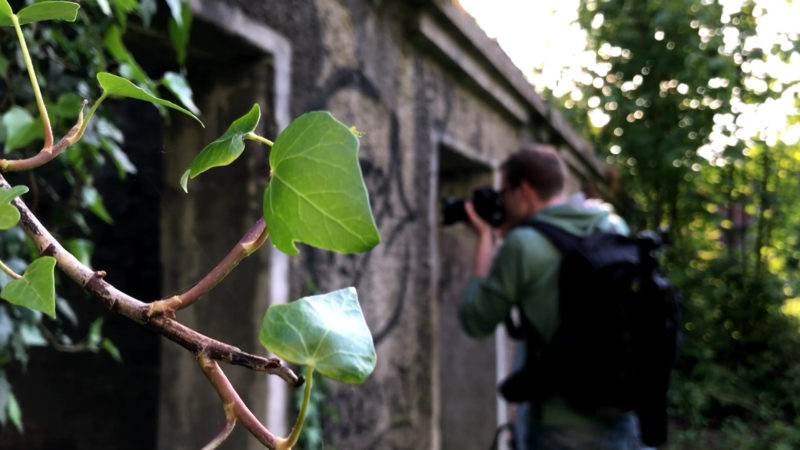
[0,2,380,449]
[547,0,800,446]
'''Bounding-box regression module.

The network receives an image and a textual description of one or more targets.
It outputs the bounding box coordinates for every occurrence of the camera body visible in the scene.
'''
[441,187,505,227]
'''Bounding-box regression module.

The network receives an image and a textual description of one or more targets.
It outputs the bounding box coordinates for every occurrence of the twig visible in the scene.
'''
[0,101,85,173]
[0,172,302,387]
[37,322,94,353]
[147,218,269,318]
[198,352,280,449]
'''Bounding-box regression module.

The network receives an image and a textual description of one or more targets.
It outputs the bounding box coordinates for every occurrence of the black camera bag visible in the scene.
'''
[500,220,683,447]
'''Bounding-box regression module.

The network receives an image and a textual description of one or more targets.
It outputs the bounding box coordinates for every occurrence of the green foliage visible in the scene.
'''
[260,287,377,384]
[0,0,186,433]
[0,371,22,432]
[2,1,380,444]
[167,2,192,66]
[161,71,199,115]
[1,107,41,152]
[181,103,260,192]
[1,256,56,318]
[263,111,380,255]
[96,72,202,125]
[0,186,27,230]
[13,1,79,26]
[0,1,79,27]
[563,0,800,446]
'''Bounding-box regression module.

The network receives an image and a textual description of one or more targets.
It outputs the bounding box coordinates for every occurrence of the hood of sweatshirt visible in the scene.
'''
[530,198,628,237]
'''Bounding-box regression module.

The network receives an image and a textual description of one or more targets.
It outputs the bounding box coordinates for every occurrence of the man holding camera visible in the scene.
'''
[458,144,640,449]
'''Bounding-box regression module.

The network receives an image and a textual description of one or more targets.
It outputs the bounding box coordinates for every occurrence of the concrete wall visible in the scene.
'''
[154,1,609,449]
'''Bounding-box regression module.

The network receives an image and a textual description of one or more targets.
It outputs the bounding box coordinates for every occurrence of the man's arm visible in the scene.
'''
[465,201,495,278]
[459,201,517,337]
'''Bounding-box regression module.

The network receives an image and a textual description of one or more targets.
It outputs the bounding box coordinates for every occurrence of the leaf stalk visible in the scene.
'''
[245,132,274,147]
[278,365,314,450]
[0,258,22,280]
[12,14,53,152]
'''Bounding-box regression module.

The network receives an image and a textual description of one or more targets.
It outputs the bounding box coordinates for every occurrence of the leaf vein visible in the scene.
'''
[272,173,371,247]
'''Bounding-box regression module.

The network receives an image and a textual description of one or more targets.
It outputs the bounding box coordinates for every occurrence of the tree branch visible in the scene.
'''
[147,218,269,318]
[0,173,302,388]
[198,353,280,449]
[0,103,85,173]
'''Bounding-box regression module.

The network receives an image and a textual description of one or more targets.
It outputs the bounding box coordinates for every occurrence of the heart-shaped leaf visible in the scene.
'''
[262,111,380,255]
[1,256,57,318]
[259,287,376,384]
[16,1,79,25]
[97,72,203,126]
[0,185,28,230]
[180,104,260,192]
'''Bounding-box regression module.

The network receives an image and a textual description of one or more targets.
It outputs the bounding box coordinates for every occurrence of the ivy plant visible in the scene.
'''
[0,1,380,449]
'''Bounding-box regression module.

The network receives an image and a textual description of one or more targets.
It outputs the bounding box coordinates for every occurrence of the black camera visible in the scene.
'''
[441,187,505,227]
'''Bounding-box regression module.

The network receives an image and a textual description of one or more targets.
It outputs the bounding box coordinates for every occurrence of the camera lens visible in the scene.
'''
[441,198,467,225]
[440,187,505,227]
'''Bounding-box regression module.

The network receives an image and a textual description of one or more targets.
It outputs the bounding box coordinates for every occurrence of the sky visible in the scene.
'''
[457,0,800,151]
[457,0,587,96]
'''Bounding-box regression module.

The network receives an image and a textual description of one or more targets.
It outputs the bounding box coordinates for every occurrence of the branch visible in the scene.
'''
[37,322,96,353]
[0,173,302,387]
[198,353,279,449]
[0,100,86,173]
[147,218,269,317]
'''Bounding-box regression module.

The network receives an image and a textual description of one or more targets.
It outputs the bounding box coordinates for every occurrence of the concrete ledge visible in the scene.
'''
[416,0,608,182]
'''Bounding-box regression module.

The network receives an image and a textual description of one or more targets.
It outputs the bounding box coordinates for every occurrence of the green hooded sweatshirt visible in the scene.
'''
[459,199,629,428]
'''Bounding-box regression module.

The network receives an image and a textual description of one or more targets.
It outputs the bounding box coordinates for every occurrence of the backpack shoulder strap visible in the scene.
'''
[526,219,582,254]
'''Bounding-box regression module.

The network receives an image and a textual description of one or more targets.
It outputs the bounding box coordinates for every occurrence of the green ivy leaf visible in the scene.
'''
[0,185,29,230]
[180,104,260,192]
[64,238,93,267]
[97,72,203,126]
[101,338,122,362]
[100,138,137,178]
[0,1,80,27]
[167,3,192,66]
[262,111,380,255]
[2,106,42,153]
[0,371,11,426]
[7,391,21,432]
[52,92,84,119]
[0,2,13,27]
[96,0,111,16]
[16,1,80,25]
[81,185,113,224]
[165,0,183,25]
[103,26,154,93]
[162,72,200,115]
[1,256,57,318]
[259,287,376,384]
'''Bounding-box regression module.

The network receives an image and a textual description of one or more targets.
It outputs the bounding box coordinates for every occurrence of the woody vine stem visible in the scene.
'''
[0,173,303,449]
[0,7,305,447]
[1,3,380,449]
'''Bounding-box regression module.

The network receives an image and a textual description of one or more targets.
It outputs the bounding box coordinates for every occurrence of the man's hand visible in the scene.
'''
[465,201,495,278]
[464,201,492,236]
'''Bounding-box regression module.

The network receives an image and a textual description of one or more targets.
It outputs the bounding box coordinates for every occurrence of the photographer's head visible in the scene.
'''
[500,144,566,228]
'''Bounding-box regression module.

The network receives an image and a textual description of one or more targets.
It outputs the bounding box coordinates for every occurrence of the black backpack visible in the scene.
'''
[499,220,683,447]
